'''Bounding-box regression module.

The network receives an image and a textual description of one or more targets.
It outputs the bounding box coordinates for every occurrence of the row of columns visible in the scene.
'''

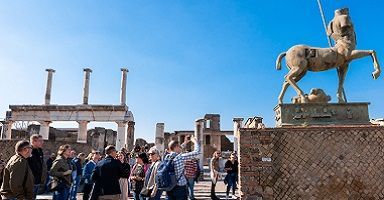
[2,68,133,149]
[44,68,129,105]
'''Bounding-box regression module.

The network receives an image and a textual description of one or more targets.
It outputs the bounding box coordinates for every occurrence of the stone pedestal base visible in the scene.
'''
[274,102,370,127]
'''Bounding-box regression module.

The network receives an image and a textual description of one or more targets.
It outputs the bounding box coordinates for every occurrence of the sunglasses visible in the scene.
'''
[148,153,157,155]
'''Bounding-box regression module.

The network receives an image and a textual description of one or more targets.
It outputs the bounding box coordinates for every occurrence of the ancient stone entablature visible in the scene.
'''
[1,68,134,151]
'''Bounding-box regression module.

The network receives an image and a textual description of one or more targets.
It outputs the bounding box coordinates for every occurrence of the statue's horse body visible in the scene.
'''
[276,40,380,104]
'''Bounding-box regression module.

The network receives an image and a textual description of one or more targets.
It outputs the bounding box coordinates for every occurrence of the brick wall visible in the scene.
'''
[239,125,384,200]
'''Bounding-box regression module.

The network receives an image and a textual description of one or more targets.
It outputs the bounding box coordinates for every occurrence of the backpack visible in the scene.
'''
[155,154,182,191]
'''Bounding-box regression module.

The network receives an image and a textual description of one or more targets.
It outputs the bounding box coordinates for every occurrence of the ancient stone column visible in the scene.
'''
[195,118,205,170]
[82,68,92,105]
[120,68,128,105]
[44,69,55,105]
[233,118,244,156]
[155,123,165,156]
[39,121,51,140]
[2,121,13,139]
[116,121,127,150]
[77,121,88,143]
[126,121,135,151]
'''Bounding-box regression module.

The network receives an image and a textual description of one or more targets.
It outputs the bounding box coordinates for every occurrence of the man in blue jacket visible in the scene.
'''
[90,145,125,200]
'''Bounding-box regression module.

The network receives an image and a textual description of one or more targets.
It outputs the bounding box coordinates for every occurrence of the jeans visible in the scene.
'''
[69,175,81,200]
[186,178,195,199]
[33,184,40,199]
[53,185,70,200]
[211,181,218,198]
[45,174,52,193]
[83,183,93,200]
[166,185,188,200]
[147,189,162,200]
[226,173,236,196]
[133,191,144,200]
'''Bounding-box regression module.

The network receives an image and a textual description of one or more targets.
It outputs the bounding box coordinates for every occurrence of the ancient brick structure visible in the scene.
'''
[163,114,233,165]
[239,125,384,200]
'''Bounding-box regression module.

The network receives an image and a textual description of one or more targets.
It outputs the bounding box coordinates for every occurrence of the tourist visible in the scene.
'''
[27,134,45,199]
[143,152,150,174]
[141,147,162,200]
[210,150,221,200]
[130,152,147,200]
[117,151,131,200]
[165,136,200,200]
[131,145,142,158]
[84,152,93,164]
[50,144,73,200]
[224,153,239,199]
[45,153,56,193]
[82,150,100,200]
[0,140,34,200]
[184,157,198,200]
[69,152,86,200]
[90,145,124,200]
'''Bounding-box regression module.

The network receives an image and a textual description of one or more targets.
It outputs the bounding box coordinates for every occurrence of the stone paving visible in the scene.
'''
[37,180,240,200]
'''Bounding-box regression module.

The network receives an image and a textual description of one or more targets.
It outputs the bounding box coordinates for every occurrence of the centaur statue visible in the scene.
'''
[276,8,381,104]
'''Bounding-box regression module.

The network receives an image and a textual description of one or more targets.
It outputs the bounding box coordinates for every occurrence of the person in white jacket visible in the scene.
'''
[210,151,221,200]
[141,147,162,200]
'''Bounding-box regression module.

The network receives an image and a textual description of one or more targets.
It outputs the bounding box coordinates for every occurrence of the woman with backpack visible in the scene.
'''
[140,147,162,200]
[130,152,147,200]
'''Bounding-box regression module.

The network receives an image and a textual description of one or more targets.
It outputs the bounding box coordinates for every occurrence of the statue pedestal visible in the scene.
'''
[274,102,370,127]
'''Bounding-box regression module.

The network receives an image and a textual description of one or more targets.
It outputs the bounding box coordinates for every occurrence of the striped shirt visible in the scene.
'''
[184,159,198,179]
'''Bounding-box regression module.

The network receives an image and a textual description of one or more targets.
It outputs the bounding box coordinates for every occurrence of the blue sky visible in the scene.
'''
[0,1,383,142]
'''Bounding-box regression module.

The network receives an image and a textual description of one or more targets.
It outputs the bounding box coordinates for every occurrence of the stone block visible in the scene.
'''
[274,103,370,127]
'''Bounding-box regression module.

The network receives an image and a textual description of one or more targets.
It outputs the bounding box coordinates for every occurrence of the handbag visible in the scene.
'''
[49,178,65,191]
[140,187,153,197]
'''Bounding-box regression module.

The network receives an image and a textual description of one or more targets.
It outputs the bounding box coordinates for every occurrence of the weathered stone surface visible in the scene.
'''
[8,105,134,122]
[239,125,384,199]
[274,102,369,127]
[292,88,331,104]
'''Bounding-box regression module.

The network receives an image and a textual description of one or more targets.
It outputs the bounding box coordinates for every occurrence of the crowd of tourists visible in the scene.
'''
[0,134,239,200]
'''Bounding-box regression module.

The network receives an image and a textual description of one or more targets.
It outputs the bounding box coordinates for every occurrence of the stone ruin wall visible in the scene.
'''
[0,140,93,163]
[0,125,118,162]
[239,125,384,200]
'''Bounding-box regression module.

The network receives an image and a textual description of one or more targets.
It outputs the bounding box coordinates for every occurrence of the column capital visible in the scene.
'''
[83,68,93,73]
[195,118,205,123]
[116,121,128,126]
[46,68,56,73]
[233,118,244,122]
[77,121,89,124]
[121,68,129,72]
[39,121,51,125]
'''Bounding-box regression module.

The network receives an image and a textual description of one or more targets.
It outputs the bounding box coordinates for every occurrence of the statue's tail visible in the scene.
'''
[276,52,286,70]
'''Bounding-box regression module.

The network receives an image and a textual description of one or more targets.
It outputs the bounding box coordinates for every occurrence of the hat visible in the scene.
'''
[148,147,160,155]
